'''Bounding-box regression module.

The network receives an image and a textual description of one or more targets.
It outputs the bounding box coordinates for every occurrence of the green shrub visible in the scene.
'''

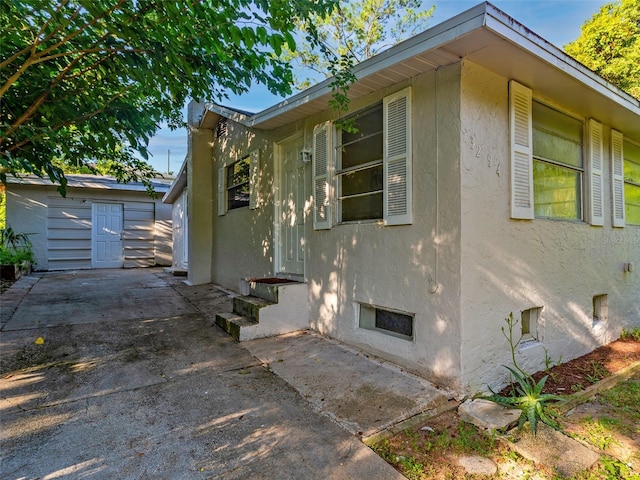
[0,226,35,266]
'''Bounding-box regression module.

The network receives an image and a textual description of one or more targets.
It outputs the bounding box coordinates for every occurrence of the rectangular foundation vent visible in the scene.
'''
[359,304,414,340]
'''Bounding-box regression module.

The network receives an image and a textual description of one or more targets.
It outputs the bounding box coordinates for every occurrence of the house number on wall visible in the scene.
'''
[463,129,501,176]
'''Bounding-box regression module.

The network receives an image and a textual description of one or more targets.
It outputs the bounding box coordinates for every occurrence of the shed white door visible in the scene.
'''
[278,136,305,276]
[92,203,123,268]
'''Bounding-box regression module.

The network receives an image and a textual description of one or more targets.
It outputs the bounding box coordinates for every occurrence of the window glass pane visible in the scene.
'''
[341,104,383,146]
[228,158,249,187]
[625,183,640,225]
[533,101,583,168]
[533,160,582,219]
[228,184,249,210]
[624,141,640,183]
[342,192,383,221]
[375,309,413,338]
[227,158,250,210]
[341,165,383,197]
[341,132,383,169]
[338,103,383,221]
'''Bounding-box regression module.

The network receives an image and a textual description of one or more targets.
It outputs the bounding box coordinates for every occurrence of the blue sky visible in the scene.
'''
[147,0,604,175]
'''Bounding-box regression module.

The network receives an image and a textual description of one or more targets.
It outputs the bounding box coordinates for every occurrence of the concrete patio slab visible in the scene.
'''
[3,269,197,330]
[244,331,453,439]
[506,423,601,477]
[1,269,406,479]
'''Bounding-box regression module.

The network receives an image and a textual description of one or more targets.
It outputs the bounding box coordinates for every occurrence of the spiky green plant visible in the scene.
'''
[484,366,564,434]
[483,313,565,435]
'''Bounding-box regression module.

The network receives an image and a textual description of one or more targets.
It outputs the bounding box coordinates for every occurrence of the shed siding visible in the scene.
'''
[47,197,92,270]
[5,181,171,270]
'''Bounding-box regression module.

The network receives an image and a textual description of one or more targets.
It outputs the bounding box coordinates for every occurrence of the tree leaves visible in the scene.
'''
[0,0,342,193]
[284,0,435,90]
[565,0,640,100]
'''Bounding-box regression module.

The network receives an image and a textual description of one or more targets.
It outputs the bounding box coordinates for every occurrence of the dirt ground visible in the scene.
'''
[510,338,640,395]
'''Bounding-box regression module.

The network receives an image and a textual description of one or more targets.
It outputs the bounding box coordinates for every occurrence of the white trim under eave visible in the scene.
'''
[483,10,640,114]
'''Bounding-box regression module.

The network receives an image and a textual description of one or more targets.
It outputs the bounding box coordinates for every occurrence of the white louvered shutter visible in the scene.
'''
[383,87,412,226]
[313,122,332,230]
[249,149,260,210]
[611,130,625,227]
[218,166,226,216]
[509,81,534,219]
[589,119,604,226]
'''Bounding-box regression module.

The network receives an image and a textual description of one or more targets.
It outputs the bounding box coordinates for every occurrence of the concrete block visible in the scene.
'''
[458,398,521,431]
[457,455,498,475]
[507,423,600,477]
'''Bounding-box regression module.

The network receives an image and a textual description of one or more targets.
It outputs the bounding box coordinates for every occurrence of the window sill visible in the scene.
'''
[338,219,383,226]
[534,216,585,224]
[517,338,542,352]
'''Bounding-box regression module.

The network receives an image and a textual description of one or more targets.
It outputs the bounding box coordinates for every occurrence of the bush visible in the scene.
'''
[0,226,35,266]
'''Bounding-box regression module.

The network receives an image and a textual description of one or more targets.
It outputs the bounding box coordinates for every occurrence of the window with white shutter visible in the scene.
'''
[384,87,412,225]
[313,122,332,230]
[610,130,625,227]
[588,119,604,226]
[509,81,585,221]
[217,167,226,216]
[330,87,412,225]
[509,80,534,219]
[249,149,260,210]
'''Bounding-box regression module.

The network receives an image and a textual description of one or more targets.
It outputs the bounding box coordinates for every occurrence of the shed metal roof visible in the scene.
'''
[6,174,171,193]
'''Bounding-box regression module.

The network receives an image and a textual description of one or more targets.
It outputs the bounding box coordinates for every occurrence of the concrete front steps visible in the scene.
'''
[215,278,308,341]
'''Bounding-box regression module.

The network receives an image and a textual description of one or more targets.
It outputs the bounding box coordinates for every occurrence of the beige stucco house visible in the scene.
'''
[179,2,640,395]
[5,175,172,271]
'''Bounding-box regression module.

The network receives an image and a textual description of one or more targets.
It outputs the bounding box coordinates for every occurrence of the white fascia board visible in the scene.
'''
[200,103,251,128]
[483,7,640,114]
[198,1,638,129]
[162,156,188,204]
[247,3,489,128]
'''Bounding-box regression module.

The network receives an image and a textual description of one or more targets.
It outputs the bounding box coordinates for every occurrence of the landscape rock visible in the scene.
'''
[458,398,521,430]
[456,455,498,475]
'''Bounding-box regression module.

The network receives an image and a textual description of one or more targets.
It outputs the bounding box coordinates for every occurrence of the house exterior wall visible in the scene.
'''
[187,124,215,285]
[302,65,463,389]
[171,189,188,270]
[5,183,171,271]
[210,121,281,289]
[207,64,465,390]
[458,60,640,394]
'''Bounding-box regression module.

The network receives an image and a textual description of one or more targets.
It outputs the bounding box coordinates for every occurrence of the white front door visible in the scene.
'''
[92,203,123,268]
[278,135,305,276]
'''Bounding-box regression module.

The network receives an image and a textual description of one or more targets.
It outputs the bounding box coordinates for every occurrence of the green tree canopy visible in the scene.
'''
[1,0,340,194]
[565,0,640,100]
[284,0,435,89]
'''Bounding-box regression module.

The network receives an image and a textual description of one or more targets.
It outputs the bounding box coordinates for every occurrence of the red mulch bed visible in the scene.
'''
[501,338,640,396]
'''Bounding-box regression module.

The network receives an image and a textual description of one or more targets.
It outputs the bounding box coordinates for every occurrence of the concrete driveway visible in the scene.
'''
[0,269,449,479]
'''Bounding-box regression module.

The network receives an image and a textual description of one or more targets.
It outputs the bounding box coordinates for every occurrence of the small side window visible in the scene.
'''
[226,157,250,210]
[593,294,608,327]
[521,307,542,342]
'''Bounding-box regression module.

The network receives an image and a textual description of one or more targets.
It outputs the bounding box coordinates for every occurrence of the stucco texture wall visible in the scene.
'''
[210,122,281,290]
[458,60,640,394]
[304,65,464,389]
[206,65,465,390]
